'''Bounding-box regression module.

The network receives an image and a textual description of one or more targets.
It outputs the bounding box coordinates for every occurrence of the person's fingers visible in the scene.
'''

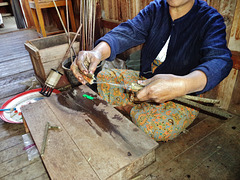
[137,78,153,86]
[89,58,100,74]
[70,60,87,84]
[76,53,88,74]
[136,86,150,102]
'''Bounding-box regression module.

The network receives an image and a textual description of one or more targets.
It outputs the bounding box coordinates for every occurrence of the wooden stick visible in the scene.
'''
[82,0,86,50]
[79,0,82,51]
[65,0,73,63]
[53,0,67,34]
[41,122,50,156]
[57,24,83,72]
[53,0,76,57]
[129,82,232,118]
[92,0,96,47]
[182,95,220,104]
[174,97,233,119]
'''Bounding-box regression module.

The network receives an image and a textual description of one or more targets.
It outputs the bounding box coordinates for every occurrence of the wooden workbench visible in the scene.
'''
[21,85,158,180]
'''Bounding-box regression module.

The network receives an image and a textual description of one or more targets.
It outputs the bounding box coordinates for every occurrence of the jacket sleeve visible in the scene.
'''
[191,12,233,94]
[95,1,159,61]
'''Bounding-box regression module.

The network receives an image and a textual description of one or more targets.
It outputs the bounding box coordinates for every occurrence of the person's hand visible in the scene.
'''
[70,50,101,84]
[136,74,187,103]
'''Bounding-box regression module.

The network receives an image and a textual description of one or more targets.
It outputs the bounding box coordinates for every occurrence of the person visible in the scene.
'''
[71,0,232,141]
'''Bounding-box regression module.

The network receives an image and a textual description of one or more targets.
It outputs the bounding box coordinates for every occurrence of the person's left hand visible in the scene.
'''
[136,74,187,103]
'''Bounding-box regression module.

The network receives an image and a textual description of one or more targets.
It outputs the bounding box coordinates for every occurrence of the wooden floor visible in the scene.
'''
[0,16,18,34]
[0,29,239,180]
[0,29,49,180]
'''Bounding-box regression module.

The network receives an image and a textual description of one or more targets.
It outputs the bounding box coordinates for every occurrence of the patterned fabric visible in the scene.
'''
[151,59,162,73]
[97,69,199,141]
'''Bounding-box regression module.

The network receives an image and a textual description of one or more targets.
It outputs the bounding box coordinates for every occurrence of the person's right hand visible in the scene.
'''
[70,50,101,84]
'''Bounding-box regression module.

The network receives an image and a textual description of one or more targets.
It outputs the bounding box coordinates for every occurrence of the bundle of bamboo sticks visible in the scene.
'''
[79,0,97,51]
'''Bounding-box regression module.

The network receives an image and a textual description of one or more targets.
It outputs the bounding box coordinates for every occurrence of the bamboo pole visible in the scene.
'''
[92,0,96,45]
[65,0,73,63]
[53,0,76,56]
[174,97,233,119]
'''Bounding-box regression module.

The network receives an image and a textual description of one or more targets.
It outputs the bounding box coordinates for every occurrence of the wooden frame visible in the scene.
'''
[29,0,76,37]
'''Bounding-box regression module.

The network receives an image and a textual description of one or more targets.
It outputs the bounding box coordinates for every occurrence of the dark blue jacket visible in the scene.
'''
[96,0,232,94]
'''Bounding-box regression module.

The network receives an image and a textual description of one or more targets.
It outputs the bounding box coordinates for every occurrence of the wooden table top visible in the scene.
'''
[21,85,158,180]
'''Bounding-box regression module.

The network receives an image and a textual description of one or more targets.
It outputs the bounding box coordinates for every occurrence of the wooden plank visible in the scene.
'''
[22,85,158,179]
[204,0,237,43]
[0,95,15,107]
[0,57,33,78]
[39,42,79,64]
[217,68,238,110]
[0,77,31,99]
[21,100,100,180]
[0,143,26,163]
[0,70,34,87]
[0,158,47,180]
[232,51,240,70]
[0,43,29,51]
[101,18,121,29]
[228,0,240,51]
[135,114,226,178]
[45,86,158,179]
[0,122,25,142]
[185,116,240,179]
[33,173,50,180]
[0,153,35,178]
[0,71,35,99]
[0,29,38,40]
[0,54,30,64]
[229,71,240,115]
[20,0,35,28]
[0,135,24,152]
[0,50,31,62]
[27,32,79,50]
[155,116,225,164]
[147,116,240,179]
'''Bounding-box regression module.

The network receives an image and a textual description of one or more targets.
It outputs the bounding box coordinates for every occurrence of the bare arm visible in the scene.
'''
[137,70,207,103]
[71,41,111,84]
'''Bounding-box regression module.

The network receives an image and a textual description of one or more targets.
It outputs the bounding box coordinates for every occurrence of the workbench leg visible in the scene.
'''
[59,7,67,29]
[31,9,41,34]
[36,8,47,37]
[68,0,76,32]
[22,116,30,133]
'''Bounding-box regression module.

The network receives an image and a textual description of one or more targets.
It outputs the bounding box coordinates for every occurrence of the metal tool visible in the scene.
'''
[41,122,61,156]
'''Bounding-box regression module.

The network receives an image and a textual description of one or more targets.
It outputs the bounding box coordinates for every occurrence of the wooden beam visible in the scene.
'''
[101,18,122,29]
[232,51,240,70]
